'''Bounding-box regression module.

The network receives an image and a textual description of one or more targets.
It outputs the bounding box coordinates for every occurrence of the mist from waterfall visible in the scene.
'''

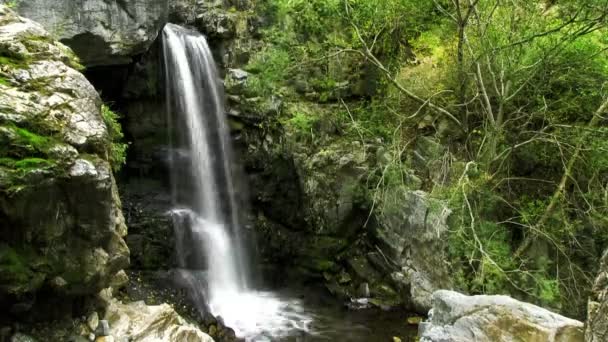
[162,23,311,340]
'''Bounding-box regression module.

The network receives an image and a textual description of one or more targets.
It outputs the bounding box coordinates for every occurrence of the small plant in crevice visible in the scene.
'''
[101,104,128,172]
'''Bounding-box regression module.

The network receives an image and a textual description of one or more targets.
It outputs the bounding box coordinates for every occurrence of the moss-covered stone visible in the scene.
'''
[0,5,129,310]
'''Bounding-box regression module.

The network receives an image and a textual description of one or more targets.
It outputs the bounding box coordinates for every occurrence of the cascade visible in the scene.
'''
[162,23,311,340]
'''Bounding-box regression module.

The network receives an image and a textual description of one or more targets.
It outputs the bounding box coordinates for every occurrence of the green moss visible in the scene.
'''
[0,55,30,69]
[0,244,34,286]
[13,126,50,149]
[60,47,85,71]
[21,33,53,44]
[0,124,57,159]
[14,157,54,170]
[22,77,53,95]
[0,123,60,193]
[308,259,337,272]
[101,105,128,172]
[0,243,47,294]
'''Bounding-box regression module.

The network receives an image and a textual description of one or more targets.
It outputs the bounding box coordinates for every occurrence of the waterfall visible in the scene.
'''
[163,22,249,315]
[162,23,311,340]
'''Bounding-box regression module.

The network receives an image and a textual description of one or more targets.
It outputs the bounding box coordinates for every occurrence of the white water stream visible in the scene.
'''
[162,23,312,340]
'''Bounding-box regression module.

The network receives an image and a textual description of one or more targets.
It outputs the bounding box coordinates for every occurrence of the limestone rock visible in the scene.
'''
[0,5,129,299]
[375,188,452,313]
[96,320,110,337]
[294,140,370,236]
[586,249,608,341]
[8,0,169,66]
[94,337,114,342]
[109,270,129,290]
[87,312,99,332]
[420,290,584,342]
[10,333,37,342]
[104,299,214,341]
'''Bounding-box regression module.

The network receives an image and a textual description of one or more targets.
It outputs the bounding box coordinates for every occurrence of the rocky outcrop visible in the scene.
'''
[586,249,608,341]
[420,290,584,342]
[6,0,169,66]
[0,4,128,307]
[375,188,452,313]
[103,297,214,342]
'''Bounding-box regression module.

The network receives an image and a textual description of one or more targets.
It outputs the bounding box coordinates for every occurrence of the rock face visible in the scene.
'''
[420,290,584,342]
[6,0,169,66]
[375,188,452,313]
[104,298,214,342]
[0,4,128,304]
[586,249,608,341]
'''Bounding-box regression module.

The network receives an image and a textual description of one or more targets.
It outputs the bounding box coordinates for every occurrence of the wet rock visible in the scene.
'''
[196,9,237,39]
[87,312,99,332]
[586,249,608,341]
[419,290,584,342]
[10,0,169,66]
[95,337,114,342]
[224,68,249,95]
[357,283,370,298]
[96,320,110,336]
[50,276,68,289]
[67,336,89,342]
[110,270,129,290]
[347,298,372,310]
[104,298,213,341]
[10,333,37,342]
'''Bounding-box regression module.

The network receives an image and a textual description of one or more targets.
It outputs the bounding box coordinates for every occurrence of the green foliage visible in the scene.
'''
[0,244,34,287]
[101,104,128,172]
[441,172,566,310]
[245,48,291,96]
[253,0,606,316]
[286,111,316,133]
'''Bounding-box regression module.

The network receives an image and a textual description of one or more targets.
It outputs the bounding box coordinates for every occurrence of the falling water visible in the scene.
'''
[162,24,312,340]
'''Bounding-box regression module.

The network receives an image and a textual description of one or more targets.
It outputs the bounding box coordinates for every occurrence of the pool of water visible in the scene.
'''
[123,270,419,342]
[259,287,419,342]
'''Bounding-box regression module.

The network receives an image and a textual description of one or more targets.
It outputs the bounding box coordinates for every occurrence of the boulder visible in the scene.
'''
[375,188,452,313]
[420,290,584,342]
[0,5,128,300]
[104,298,214,342]
[7,0,169,66]
[585,249,608,341]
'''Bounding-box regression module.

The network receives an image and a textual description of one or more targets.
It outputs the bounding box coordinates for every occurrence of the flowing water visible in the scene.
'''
[162,23,315,340]
[162,23,417,341]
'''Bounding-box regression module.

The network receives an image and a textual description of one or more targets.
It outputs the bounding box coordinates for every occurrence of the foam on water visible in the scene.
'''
[210,290,314,341]
[169,209,313,340]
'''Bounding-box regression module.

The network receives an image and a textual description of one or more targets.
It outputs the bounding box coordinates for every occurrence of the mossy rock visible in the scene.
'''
[0,5,129,302]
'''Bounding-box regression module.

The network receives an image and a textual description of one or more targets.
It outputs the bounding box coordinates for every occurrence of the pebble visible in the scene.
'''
[407,316,423,325]
[95,337,115,342]
[87,312,99,332]
[96,320,110,336]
